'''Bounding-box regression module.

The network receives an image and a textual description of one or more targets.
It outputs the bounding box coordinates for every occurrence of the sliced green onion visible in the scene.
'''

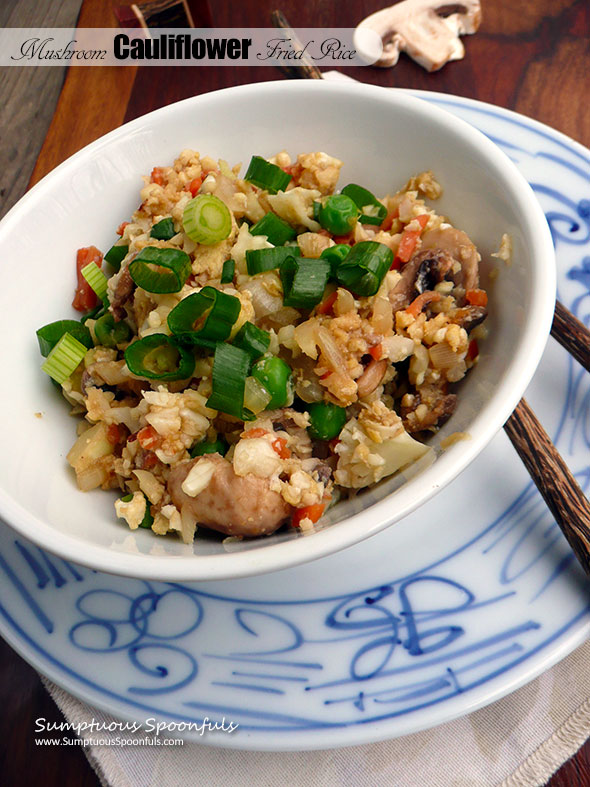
[320,244,351,276]
[250,212,296,246]
[81,261,109,305]
[41,332,88,384]
[124,334,195,381]
[183,194,232,245]
[94,312,132,348]
[120,493,153,528]
[232,321,271,362]
[220,258,235,284]
[190,437,228,458]
[280,256,331,310]
[206,343,254,420]
[341,184,387,226]
[150,217,176,240]
[318,194,358,236]
[244,156,292,194]
[335,241,393,297]
[307,401,347,440]
[167,286,241,349]
[251,356,293,410]
[245,245,301,275]
[129,247,191,294]
[80,303,106,324]
[104,243,129,271]
[36,320,92,358]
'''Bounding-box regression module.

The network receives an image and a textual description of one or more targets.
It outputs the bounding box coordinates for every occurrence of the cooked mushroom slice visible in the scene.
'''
[110,266,135,322]
[389,248,454,311]
[357,358,389,399]
[355,0,481,72]
[167,454,292,538]
[401,383,457,432]
[448,304,487,332]
[420,226,480,293]
[414,249,455,293]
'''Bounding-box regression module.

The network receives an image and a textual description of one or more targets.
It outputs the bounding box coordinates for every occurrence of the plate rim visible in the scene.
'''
[0,80,556,581]
[0,89,588,750]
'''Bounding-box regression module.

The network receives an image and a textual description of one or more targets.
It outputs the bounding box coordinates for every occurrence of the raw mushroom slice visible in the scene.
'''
[354,0,482,72]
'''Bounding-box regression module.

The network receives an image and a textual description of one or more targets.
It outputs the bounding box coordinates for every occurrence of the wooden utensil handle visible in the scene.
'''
[504,398,590,576]
[270,9,323,80]
[551,300,590,373]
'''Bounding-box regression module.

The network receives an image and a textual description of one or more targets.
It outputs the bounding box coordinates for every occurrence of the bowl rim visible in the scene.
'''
[0,79,556,581]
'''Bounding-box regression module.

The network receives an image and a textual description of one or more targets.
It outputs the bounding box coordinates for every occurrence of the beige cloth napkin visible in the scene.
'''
[44,636,590,787]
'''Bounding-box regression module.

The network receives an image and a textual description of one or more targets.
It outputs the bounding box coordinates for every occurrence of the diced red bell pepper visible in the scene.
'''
[316,290,338,315]
[272,437,291,459]
[369,343,383,361]
[242,428,268,440]
[467,339,479,361]
[392,214,430,268]
[150,167,165,186]
[187,177,202,196]
[137,425,161,451]
[292,503,325,528]
[465,288,488,307]
[72,246,103,312]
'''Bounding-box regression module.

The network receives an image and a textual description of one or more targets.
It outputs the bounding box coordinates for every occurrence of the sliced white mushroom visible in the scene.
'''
[355,0,481,72]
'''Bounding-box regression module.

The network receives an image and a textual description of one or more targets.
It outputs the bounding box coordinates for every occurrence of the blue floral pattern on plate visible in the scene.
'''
[1,93,590,750]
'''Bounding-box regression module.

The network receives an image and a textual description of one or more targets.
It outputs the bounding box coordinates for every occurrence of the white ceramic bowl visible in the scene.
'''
[0,80,555,581]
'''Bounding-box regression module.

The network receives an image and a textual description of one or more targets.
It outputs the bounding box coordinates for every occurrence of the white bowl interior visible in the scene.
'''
[0,81,555,579]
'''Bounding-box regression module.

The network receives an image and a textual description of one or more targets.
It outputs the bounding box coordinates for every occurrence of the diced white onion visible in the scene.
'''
[244,376,272,414]
[181,459,216,497]
[294,318,319,359]
[316,325,346,372]
[242,274,283,317]
[429,342,459,370]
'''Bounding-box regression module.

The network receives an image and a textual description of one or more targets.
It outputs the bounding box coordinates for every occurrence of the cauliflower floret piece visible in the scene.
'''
[270,467,324,508]
[334,401,430,488]
[297,232,334,258]
[115,491,147,530]
[133,469,165,505]
[192,218,238,280]
[266,187,321,231]
[85,387,148,433]
[295,152,343,195]
[222,286,255,336]
[233,438,283,478]
[230,223,273,274]
[141,387,214,464]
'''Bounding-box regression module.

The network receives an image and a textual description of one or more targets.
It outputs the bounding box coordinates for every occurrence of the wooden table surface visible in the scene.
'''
[2,0,590,783]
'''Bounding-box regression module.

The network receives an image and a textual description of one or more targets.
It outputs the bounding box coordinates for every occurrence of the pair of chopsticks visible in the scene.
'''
[271,11,590,577]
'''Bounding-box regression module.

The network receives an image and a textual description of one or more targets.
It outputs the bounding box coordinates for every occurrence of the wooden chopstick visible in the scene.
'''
[270,8,590,576]
[270,10,323,80]
[504,399,590,576]
[552,299,590,373]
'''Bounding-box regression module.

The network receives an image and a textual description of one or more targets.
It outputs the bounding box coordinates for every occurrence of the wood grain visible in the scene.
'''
[27,0,137,187]
[0,0,83,218]
[552,300,590,374]
[504,400,590,577]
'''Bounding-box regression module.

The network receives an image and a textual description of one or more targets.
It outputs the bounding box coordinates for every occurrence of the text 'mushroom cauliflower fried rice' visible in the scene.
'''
[37,149,491,543]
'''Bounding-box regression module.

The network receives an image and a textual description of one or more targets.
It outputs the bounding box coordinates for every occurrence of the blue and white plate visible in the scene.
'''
[1,93,590,750]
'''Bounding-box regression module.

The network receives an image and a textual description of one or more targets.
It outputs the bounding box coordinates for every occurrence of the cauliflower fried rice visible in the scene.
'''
[37,149,488,543]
